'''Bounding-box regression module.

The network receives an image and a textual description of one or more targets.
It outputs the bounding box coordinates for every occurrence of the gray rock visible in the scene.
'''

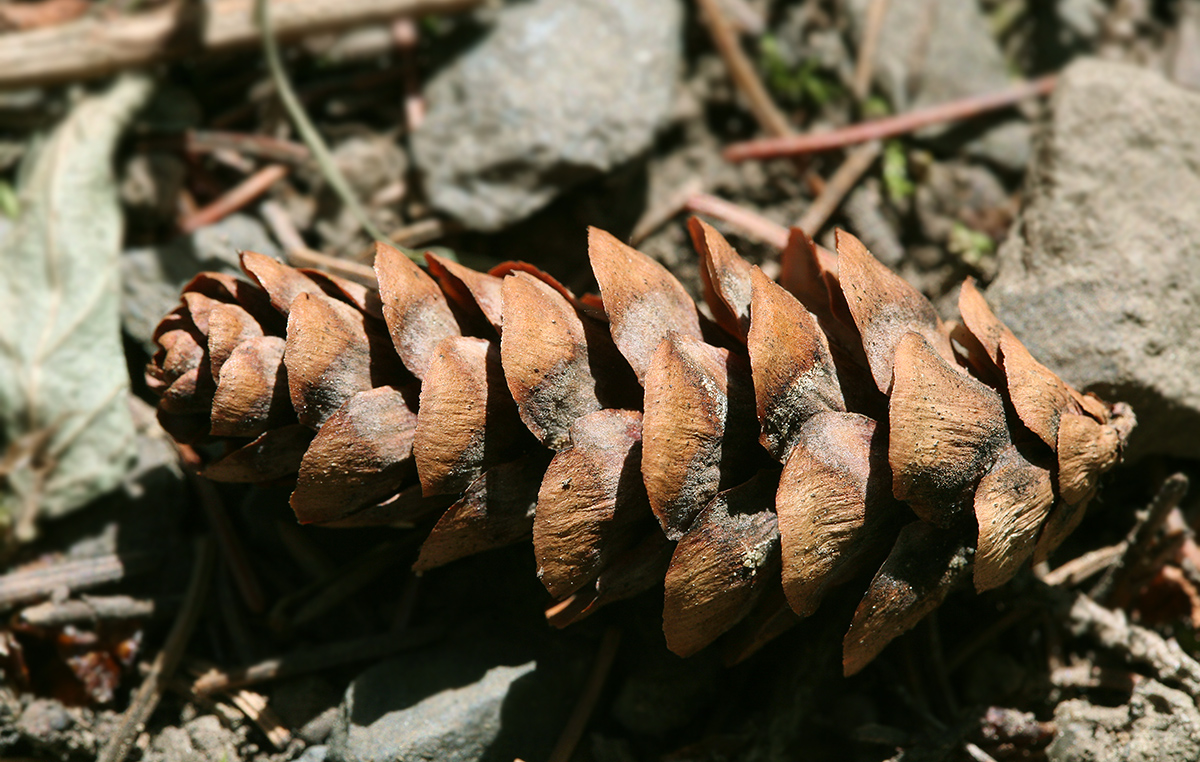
[121,214,280,349]
[1048,679,1200,762]
[327,652,558,762]
[412,0,682,231]
[987,59,1200,458]
[841,0,1028,169]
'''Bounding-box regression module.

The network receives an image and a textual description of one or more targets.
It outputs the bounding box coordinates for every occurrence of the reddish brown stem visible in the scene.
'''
[179,164,289,233]
[724,75,1057,161]
[684,192,790,250]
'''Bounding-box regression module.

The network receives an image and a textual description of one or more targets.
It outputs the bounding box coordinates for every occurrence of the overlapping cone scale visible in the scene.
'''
[147,222,1134,674]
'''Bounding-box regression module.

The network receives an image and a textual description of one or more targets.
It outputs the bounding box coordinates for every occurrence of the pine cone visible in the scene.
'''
[146,220,1135,674]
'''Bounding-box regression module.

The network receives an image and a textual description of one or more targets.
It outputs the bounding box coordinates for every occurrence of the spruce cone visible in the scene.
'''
[146,220,1135,674]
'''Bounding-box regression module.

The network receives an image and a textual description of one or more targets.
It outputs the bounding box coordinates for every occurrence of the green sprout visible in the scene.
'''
[0,181,18,219]
[947,222,995,269]
[759,35,841,107]
[881,141,913,203]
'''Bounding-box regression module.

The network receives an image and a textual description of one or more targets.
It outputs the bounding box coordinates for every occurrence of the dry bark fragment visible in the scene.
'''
[663,470,781,657]
[587,227,703,382]
[691,217,755,340]
[414,336,529,496]
[889,331,1009,526]
[641,333,761,539]
[843,521,971,676]
[973,445,1055,591]
[533,410,651,599]
[291,386,419,525]
[747,266,845,459]
[777,411,898,617]
[374,241,461,380]
[413,449,554,571]
[836,230,955,394]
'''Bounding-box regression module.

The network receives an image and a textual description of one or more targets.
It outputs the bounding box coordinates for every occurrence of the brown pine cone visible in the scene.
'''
[146,220,1134,675]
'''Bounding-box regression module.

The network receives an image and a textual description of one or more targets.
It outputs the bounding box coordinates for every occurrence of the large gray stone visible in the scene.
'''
[987,59,1200,458]
[411,0,682,231]
[1048,679,1200,762]
[330,660,534,762]
[327,626,585,762]
[841,0,1029,169]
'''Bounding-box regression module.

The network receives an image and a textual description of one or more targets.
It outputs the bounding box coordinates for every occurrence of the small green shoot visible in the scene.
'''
[948,222,995,269]
[0,181,17,219]
[881,142,913,203]
[759,36,841,107]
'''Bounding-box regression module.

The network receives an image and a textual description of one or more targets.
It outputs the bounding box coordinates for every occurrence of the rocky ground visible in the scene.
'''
[2,0,1200,760]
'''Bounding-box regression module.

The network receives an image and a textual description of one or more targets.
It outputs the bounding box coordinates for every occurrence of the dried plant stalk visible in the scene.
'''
[147,218,1134,674]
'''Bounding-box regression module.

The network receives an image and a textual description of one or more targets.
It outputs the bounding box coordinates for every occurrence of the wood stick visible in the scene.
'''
[20,594,168,627]
[547,627,621,762]
[724,75,1056,161]
[0,0,482,88]
[684,192,790,250]
[179,164,289,234]
[0,552,160,611]
[693,0,791,139]
[852,0,891,101]
[796,140,881,236]
[97,537,216,762]
[192,626,440,694]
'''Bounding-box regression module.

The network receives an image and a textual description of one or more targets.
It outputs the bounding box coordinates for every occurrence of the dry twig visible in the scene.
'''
[0,553,159,611]
[192,627,440,694]
[97,538,216,762]
[0,0,481,88]
[684,192,790,249]
[1060,589,1200,698]
[179,164,289,234]
[852,0,891,101]
[19,594,165,627]
[547,627,622,762]
[796,140,882,236]
[724,76,1056,161]
[693,0,791,138]
[1090,473,1189,603]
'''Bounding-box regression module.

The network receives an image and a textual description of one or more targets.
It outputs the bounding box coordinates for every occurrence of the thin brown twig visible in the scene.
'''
[684,192,790,250]
[179,164,289,234]
[178,445,267,615]
[20,594,168,627]
[184,130,311,165]
[0,0,483,88]
[1091,473,1189,604]
[629,177,706,246]
[191,627,441,694]
[260,199,380,286]
[1041,543,1125,587]
[0,553,160,611]
[693,0,792,138]
[796,140,882,236]
[97,537,216,762]
[547,627,622,762]
[387,217,461,248]
[852,0,891,101]
[724,75,1057,161]
[393,17,425,131]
